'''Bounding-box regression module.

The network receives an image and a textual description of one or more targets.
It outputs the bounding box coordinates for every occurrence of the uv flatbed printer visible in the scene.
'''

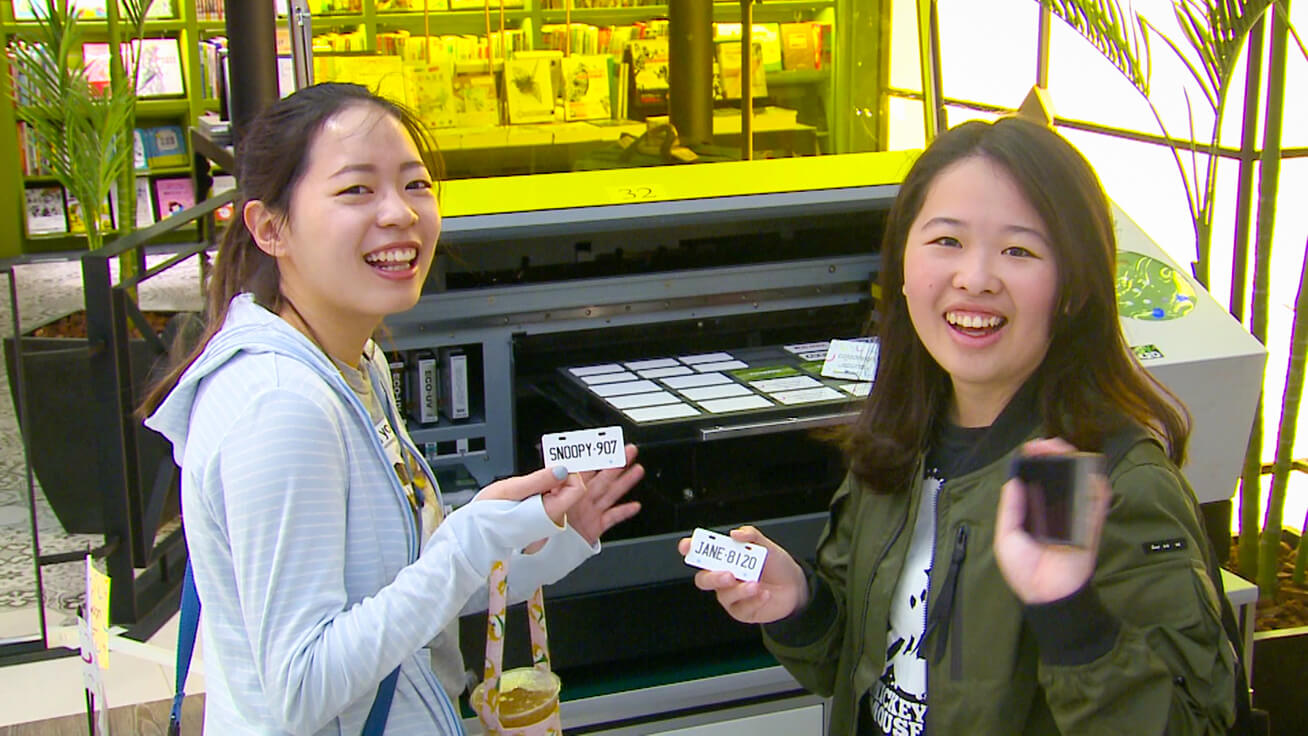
[381,153,1264,732]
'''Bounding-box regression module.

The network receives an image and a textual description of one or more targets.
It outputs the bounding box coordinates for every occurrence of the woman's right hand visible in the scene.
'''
[476,465,586,527]
[677,526,808,624]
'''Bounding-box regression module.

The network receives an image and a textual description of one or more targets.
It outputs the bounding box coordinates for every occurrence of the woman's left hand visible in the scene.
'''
[560,444,644,545]
[994,438,1112,605]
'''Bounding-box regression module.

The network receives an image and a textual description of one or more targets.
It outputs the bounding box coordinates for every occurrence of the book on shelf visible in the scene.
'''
[196,111,232,142]
[626,37,668,107]
[448,0,522,8]
[145,0,177,18]
[316,54,407,105]
[143,125,188,168]
[196,0,225,21]
[84,38,187,97]
[211,174,237,223]
[82,42,113,95]
[199,36,230,99]
[452,72,500,127]
[504,56,556,124]
[405,61,459,129]
[560,55,611,122]
[714,39,768,100]
[134,177,156,228]
[780,23,811,71]
[19,124,58,176]
[153,176,195,220]
[377,0,450,9]
[67,192,115,234]
[133,129,149,171]
[315,29,369,52]
[714,23,782,72]
[515,49,564,105]
[309,0,363,12]
[24,186,68,236]
[541,0,662,6]
[277,56,296,98]
[136,37,187,97]
[540,23,607,57]
[814,22,833,70]
[14,0,175,19]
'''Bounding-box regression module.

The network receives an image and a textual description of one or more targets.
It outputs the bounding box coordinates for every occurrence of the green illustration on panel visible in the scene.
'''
[1116,251,1196,321]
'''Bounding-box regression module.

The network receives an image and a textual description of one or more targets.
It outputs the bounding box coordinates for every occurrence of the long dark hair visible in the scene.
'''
[138,83,443,417]
[845,117,1189,493]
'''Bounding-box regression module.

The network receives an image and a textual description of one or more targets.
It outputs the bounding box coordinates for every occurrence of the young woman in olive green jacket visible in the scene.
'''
[681,118,1236,735]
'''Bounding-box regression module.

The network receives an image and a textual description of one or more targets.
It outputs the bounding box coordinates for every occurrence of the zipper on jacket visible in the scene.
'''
[923,523,968,665]
[848,491,912,731]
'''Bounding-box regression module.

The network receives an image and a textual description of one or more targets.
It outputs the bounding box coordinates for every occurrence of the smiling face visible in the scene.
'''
[247,102,440,359]
[901,155,1060,427]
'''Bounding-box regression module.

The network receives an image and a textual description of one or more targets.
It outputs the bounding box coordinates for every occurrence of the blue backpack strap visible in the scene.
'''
[167,561,200,736]
[362,666,401,735]
[168,560,401,736]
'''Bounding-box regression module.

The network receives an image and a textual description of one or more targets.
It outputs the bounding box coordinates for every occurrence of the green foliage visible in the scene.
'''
[1167,0,1276,110]
[1040,0,1281,284]
[1042,0,1307,602]
[9,0,154,250]
[1038,0,1152,94]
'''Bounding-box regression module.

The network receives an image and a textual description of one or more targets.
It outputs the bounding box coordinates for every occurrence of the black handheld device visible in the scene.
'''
[1010,452,1103,547]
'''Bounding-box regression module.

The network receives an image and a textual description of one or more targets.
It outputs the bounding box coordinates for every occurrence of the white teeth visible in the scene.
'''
[946,312,1004,329]
[365,247,417,265]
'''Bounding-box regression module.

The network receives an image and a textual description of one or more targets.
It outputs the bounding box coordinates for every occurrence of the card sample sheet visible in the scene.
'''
[559,343,867,426]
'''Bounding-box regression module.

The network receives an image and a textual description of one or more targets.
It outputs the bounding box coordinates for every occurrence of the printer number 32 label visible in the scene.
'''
[540,426,626,474]
[612,185,662,202]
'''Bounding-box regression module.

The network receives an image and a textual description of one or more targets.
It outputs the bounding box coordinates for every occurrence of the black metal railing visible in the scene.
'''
[0,187,237,665]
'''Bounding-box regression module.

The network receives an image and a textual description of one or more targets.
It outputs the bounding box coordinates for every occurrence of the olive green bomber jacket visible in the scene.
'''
[762,435,1237,735]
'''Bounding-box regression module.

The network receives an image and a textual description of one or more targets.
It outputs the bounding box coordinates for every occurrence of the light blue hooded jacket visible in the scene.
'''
[145,294,597,735]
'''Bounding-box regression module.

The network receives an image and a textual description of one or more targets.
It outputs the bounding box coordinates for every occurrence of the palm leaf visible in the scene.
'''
[7,0,145,248]
[1156,0,1276,112]
[1038,0,1152,95]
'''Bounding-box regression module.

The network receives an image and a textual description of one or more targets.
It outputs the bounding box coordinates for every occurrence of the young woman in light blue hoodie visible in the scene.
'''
[140,83,644,735]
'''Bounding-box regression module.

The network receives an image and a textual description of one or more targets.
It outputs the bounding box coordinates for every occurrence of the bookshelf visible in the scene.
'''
[0,1,226,258]
[1,0,842,255]
[305,0,839,168]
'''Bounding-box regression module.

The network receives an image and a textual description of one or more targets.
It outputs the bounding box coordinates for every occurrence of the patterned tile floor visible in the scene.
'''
[0,253,204,644]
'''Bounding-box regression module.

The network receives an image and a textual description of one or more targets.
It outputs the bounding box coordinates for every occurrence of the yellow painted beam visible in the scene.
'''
[440,150,919,218]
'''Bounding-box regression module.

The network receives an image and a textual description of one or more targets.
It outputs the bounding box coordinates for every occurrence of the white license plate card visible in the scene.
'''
[683,527,768,582]
[821,338,879,381]
[540,426,626,473]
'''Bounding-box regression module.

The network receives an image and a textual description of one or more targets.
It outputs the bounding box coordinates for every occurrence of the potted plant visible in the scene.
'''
[2,0,181,535]
[1041,0,1307,731]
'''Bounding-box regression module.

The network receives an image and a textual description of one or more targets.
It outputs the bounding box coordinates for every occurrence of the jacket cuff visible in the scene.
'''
[1024,581,1121,666]
[762,563,837,646]
[434,496,565,578]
